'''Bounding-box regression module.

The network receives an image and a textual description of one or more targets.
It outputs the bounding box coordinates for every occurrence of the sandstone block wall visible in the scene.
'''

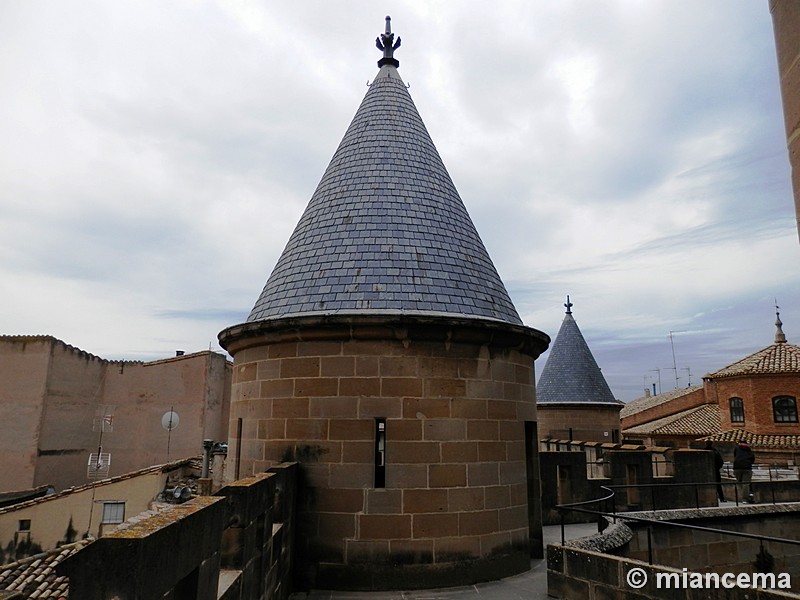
[223,318,547,589]
[770,0,800,239]
[538,404,622,443]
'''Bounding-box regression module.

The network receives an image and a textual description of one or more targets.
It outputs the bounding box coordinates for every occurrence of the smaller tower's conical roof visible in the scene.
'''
[537,297,618,404]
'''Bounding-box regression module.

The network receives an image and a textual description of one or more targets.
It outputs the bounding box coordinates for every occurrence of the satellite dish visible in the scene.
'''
[161,411,180,431]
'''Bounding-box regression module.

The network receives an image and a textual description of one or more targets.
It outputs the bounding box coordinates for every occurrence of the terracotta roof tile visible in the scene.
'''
[620,385,703,418]
[0,541,88,598]
[0,457,200,517]
[707,343,800,378]
[623,403,721,436]
[702,429,800,449]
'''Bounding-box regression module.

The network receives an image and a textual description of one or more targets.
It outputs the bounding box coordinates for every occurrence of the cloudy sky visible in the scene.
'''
[2,1,798,401]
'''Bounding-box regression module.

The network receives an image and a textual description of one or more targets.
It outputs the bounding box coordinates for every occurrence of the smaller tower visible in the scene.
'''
[536,297,623,442]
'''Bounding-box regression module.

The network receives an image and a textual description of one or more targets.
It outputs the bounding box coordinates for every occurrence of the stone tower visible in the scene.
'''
[219,18,550,590]
[536,297,622,443]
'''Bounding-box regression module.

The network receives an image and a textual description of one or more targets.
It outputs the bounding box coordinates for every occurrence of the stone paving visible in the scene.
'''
[290,522,599,600]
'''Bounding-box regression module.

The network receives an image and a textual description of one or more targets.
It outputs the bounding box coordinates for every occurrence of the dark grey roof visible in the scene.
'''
[536,311,618,404]
[247,64,522,326]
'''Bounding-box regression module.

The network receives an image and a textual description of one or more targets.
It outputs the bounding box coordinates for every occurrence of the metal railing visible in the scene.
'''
[555,486,800,566]
[605,477,800,511]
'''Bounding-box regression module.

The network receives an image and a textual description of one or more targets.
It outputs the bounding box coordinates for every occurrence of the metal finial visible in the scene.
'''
[564,295,573,315]
[376,15,401,68]
[775,300,787,344]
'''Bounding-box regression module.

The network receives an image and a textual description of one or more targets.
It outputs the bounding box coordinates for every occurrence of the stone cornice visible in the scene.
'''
[219,314,550,359]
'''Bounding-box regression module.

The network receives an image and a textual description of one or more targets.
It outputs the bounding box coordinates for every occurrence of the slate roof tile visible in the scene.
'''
[536,309,619,404]
[247,64,521,326]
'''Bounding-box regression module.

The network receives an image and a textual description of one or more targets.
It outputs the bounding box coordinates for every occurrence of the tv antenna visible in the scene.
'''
[668,331,686,390]
[86,404,115,537]
[88,405,115,480]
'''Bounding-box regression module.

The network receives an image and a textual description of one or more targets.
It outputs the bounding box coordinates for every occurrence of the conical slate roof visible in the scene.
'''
[246,28,521,326]
[537,299,618,404]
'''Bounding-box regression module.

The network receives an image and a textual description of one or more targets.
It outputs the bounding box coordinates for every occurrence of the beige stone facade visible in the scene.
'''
[220,314,549,589]
[770,0,800,240]
[0,460,198,553]
[0,336,231,492]
[537,403,622,443]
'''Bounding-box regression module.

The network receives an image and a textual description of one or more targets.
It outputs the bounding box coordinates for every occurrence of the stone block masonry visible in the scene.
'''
[220,315,549,590]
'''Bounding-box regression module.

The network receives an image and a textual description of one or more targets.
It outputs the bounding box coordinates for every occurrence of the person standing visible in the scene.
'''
[705,440,725,502]
[733,440,755,502]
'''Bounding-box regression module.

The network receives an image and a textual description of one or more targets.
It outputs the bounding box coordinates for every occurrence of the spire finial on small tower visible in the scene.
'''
[775,300,787,344]
[565,295,573,315]
[376,15,401,68]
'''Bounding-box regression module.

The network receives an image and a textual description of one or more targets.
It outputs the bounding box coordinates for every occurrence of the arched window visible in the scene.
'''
[729,397,744,423]
[772,396,798,423]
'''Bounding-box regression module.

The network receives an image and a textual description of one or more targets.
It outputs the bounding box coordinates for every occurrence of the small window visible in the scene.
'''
[17,519,31,532]
[102,502,125,524]
[729,397,744,423]
[374,418,386,488]
[773,396,798,423]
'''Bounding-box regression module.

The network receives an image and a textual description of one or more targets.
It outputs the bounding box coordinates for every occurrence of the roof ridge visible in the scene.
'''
[0,457,200,515]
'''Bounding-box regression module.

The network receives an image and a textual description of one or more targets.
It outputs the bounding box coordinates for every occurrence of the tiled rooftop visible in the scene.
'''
[623,403,721,437]
[620,385,704,418]
[703,429,800,449]
[706,342,800,379]
[247,63,522,326]
[0,540,88,598]
[536,307,618,404]
[0,457,199,517]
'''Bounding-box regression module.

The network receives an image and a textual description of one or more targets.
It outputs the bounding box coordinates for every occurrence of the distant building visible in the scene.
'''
[536,297,623,443]
[620,386,718,447]
[0,336,231,492]
[218,18,550,590]
[621,311,800,463]
[0,458,200,556]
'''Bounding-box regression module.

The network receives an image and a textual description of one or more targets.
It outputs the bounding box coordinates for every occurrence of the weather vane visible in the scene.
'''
[376,16,401,68]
